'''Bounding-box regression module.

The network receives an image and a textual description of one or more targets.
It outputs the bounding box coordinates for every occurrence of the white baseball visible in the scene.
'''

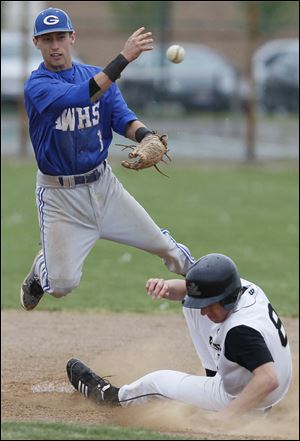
[166,45,185,64]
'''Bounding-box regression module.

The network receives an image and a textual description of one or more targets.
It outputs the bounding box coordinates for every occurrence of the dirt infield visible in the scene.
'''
[1,310,299,440]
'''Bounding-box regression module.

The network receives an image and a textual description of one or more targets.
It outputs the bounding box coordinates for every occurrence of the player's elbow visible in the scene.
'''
[262,373,279,395]
[254,362,279,394]
[266,372,279,392]
[260,369,279,393]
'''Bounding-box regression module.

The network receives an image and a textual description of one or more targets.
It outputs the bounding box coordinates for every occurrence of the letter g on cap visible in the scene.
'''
[33,8,74,37]
[43,15,60,25]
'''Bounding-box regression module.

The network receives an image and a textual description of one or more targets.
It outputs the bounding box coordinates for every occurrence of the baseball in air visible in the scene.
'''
[166,45,185,63]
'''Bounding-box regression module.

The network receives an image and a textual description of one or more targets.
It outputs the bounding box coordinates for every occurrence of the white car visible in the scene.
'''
[118,43,248,112]
[252,38,299,106]
[1,31,43,101]
[1,31,83,102]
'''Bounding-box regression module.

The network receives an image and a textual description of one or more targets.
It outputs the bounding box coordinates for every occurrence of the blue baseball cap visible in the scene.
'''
[33,8,74,37]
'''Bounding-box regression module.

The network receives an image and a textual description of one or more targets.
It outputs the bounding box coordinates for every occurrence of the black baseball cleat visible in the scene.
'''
[66,358,120,406]
[20,251,44,311]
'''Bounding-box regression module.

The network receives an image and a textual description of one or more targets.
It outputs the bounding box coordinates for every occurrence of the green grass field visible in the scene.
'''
[2,160,298,315]
[0,421,196,440]
[1,159,299,440]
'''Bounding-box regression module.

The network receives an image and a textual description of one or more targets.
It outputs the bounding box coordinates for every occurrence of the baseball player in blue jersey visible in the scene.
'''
[20,7,195,311]
[66,254,292,418]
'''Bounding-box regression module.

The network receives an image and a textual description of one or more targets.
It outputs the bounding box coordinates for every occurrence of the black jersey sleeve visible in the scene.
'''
[224,325,274,372]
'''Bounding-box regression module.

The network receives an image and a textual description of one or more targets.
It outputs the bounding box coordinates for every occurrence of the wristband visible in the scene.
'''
[89,77,101,97]
[103,53,129,82]
[135,127,153,143]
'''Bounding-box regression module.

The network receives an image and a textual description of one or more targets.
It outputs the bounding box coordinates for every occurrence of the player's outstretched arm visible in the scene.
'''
[90,27,153,102]
[146,278,186,301]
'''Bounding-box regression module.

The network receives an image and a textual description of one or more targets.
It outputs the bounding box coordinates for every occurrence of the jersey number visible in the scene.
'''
[268,303,288,347]
[97,130,104,152]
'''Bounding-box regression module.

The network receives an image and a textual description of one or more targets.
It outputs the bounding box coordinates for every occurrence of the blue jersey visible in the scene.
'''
[24,61,137,175]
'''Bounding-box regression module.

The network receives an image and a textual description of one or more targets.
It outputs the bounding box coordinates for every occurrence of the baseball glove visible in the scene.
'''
[116,133,171,177]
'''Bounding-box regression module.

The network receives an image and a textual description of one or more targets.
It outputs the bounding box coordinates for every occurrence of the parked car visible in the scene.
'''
[1,31,83,103]
[118,43,247,112]
[1,31,42,102]
[252,38,299,110]
[262,52,299,113]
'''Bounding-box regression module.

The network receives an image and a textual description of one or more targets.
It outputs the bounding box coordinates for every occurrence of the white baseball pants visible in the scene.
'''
[118,370,231,411]
[34,162,194,296]
[118,306,230,412]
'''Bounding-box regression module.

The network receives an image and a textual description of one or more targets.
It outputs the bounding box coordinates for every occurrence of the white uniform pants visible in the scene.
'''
[35,163,194,296]
[118,370,231,411]
[118,307,230,412]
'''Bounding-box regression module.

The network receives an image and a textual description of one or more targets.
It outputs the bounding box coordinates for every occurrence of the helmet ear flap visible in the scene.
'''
[220,298,235,311]
[220,288,241,310]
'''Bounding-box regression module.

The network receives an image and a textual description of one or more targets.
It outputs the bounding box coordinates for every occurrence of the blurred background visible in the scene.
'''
[1,0,299,161]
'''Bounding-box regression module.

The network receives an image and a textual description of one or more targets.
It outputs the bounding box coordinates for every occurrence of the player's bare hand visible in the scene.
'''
[121,27,154,62]
[145,278,170,300]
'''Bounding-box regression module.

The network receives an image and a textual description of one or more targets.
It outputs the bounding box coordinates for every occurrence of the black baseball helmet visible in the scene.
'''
[184,253,242,310]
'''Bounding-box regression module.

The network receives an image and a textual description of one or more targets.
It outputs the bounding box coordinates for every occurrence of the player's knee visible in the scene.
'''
[48,277,80,297]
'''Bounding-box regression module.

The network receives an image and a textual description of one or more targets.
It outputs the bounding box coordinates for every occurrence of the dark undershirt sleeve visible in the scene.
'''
[224,325,274,372]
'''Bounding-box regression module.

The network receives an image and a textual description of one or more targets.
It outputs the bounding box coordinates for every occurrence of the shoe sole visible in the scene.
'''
[20,250,43,310]
[66,358,119,406]
[67,358,101,391]
[67,358,94,397]
[66,358,82,385]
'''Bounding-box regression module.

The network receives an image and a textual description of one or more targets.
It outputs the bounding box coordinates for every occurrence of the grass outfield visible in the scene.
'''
[1,421,196,440]
[1,160,298,316]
